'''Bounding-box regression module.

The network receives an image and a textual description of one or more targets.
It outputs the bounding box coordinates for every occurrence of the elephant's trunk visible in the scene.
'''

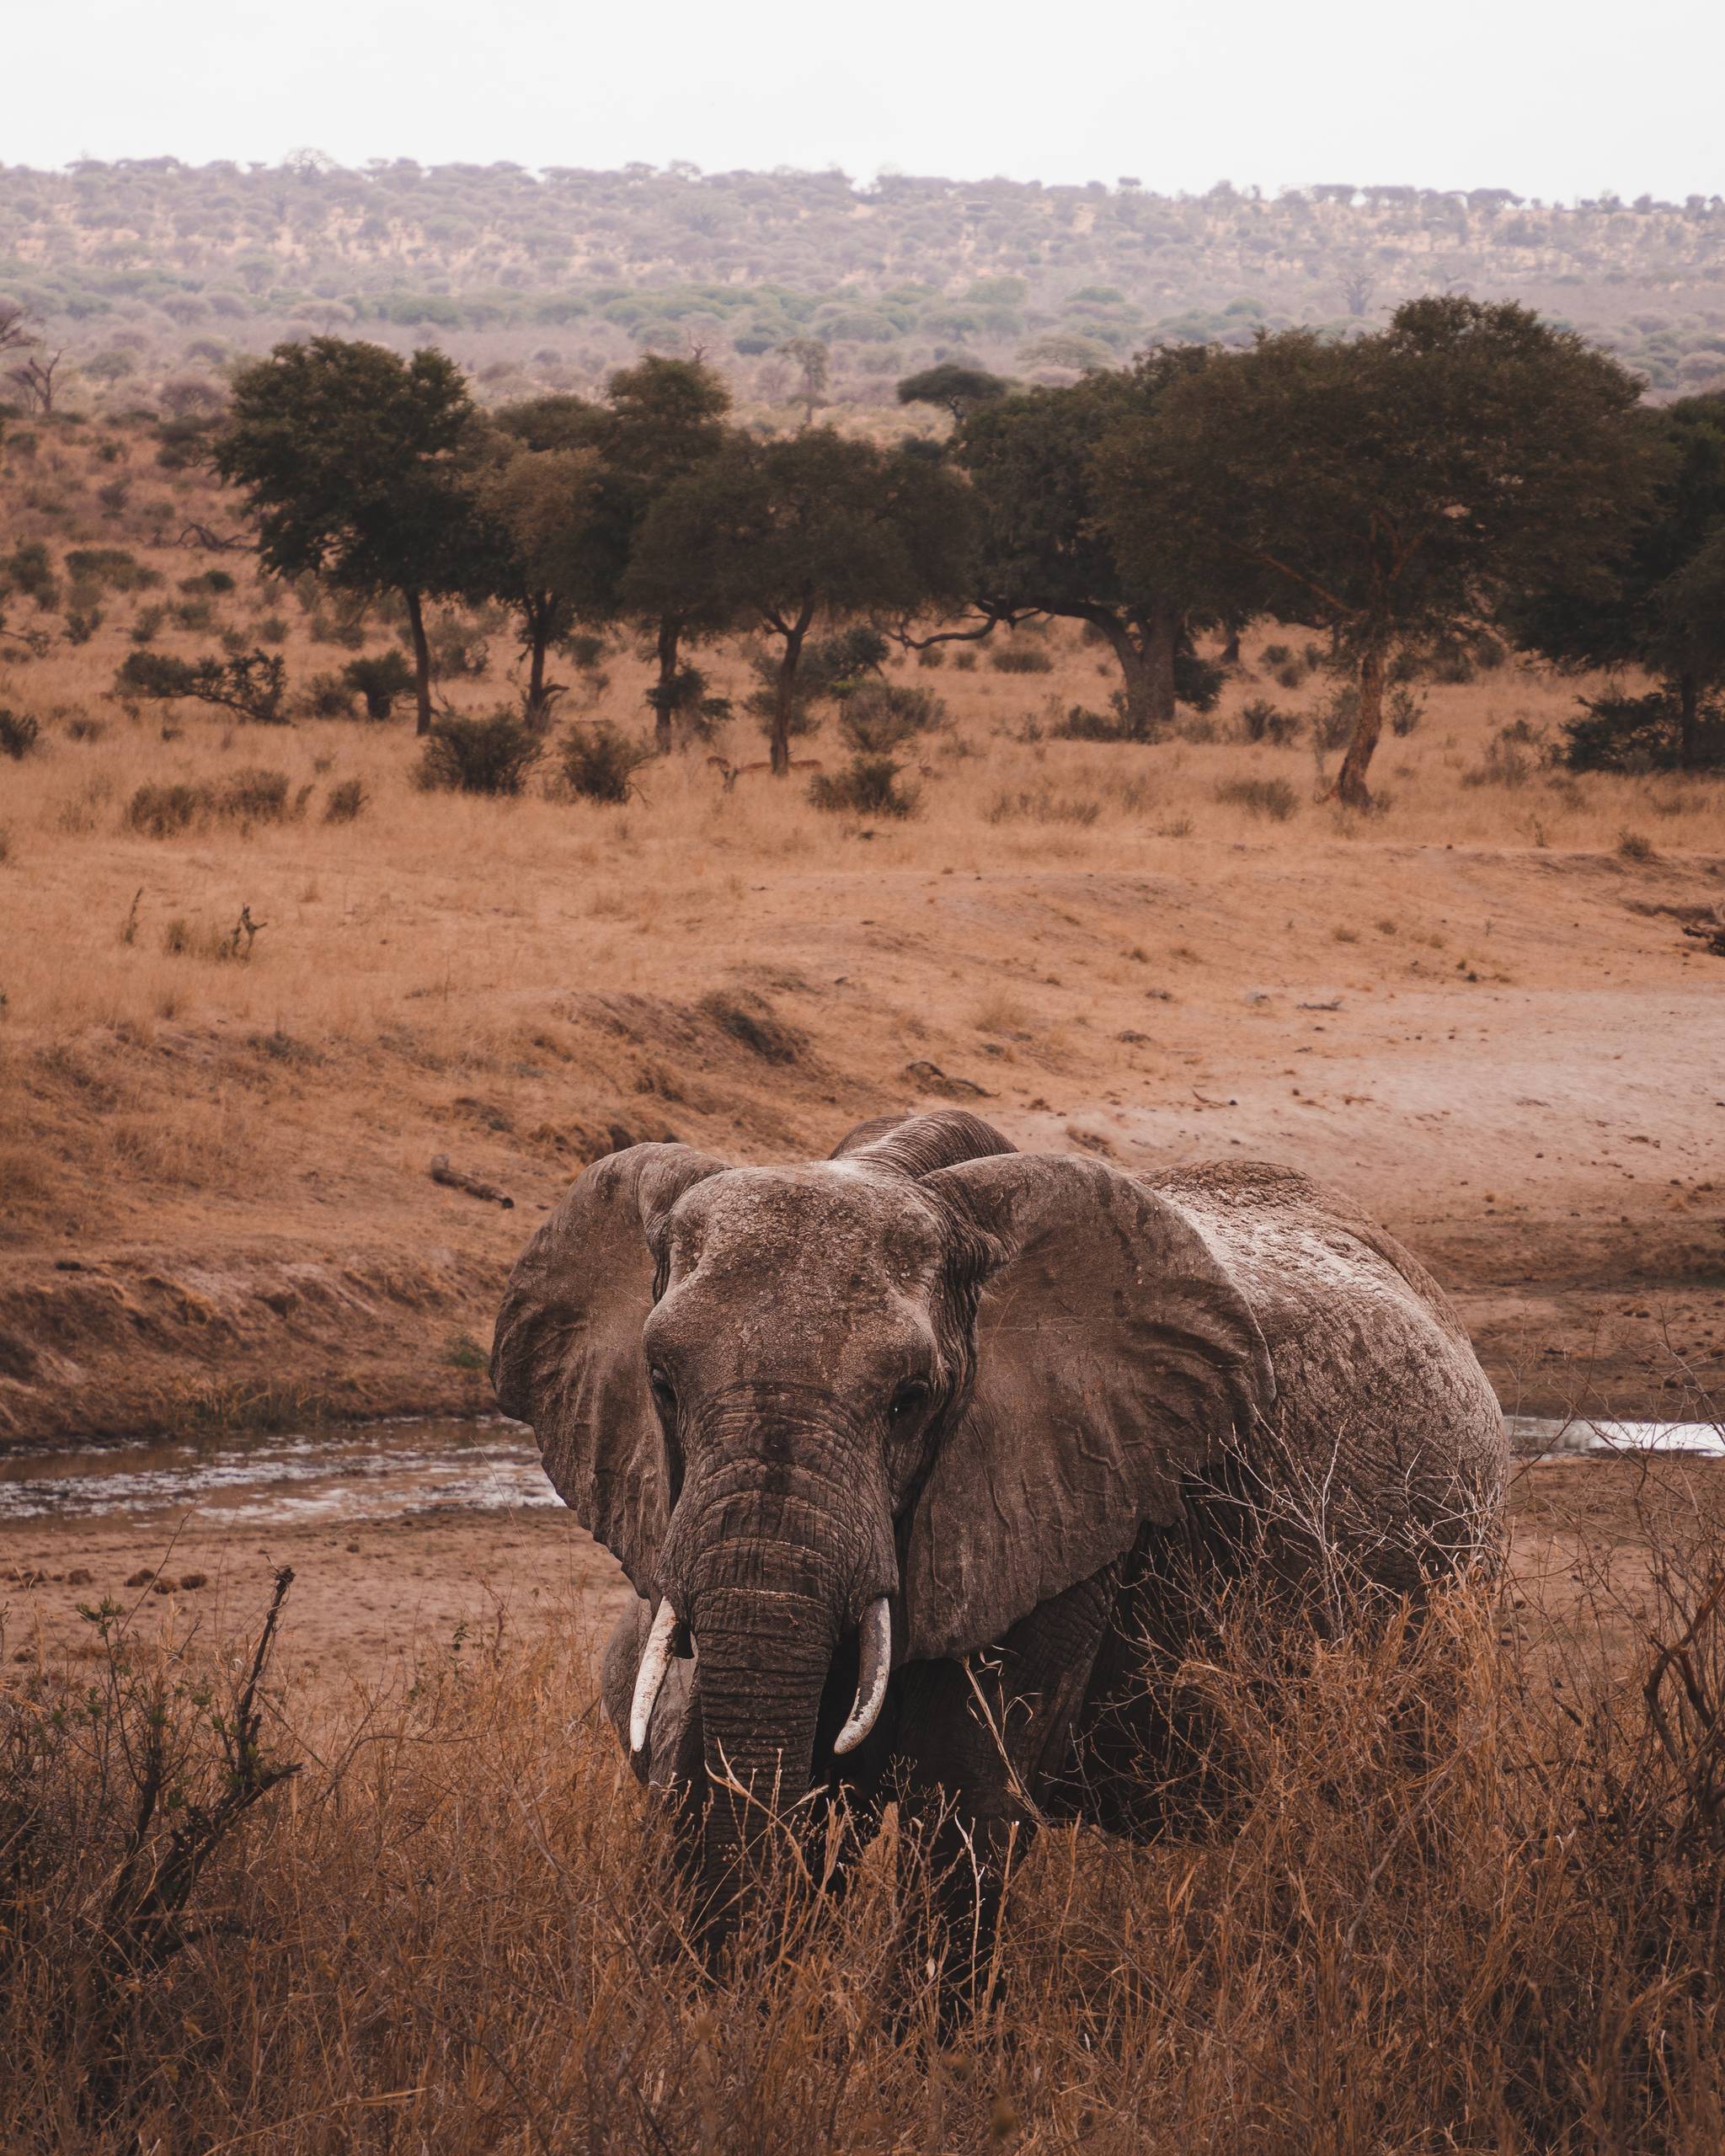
[655,1397,896,1945]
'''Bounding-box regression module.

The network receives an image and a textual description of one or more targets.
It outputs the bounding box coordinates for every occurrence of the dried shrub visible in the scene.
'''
[323,777,366,824]
[1215,775,1299,821]
[1562,691,1725,774]
[341,649,415,721]
[986,786,1104,825]
[0,707,40,759]
[808,755,921,818]
[124,770,299,837]
[416,710,545,797]
[1239,698,1302,746]
[559,723,654,804]
[989,645,1055,674]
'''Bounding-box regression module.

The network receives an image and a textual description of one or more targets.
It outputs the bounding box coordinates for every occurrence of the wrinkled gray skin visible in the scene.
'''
[493,1110,1504,1968]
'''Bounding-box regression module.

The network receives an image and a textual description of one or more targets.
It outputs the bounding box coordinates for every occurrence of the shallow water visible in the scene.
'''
[0,1417,555,1528]
[0,1412,1717,1533]
[1506,1414,1723,1460]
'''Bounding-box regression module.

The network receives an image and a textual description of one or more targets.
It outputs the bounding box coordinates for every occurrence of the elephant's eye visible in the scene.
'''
[648,1367,676,1420]
[888,1379,929,1428]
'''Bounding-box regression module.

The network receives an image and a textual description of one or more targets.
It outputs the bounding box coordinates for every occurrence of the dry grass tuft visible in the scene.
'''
[8,1449,1725,2152]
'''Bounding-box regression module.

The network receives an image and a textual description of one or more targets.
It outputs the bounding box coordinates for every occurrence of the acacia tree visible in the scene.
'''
[625,428,970,772]
[214,338,481,734]
[1102,298,1647,805]
[895,363,1012,424]
[905,356,1244,739]
[1511,391,1725,770]
[598,356,733,750]
[467,429,611,716]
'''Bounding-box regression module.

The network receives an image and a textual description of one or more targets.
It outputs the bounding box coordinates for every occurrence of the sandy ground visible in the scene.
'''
[3,1457,1718,1697]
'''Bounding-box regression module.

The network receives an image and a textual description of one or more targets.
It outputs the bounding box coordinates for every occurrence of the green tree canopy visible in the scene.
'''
[624,427,971,772]
[1510,391,1725,770]
[942,355,1251,737]
[1101,298,1648,803]
[896,362,1012,424]
[214,337,482,734]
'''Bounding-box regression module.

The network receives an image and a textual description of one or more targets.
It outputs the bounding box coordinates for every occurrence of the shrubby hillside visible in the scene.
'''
[3,158,1725,414]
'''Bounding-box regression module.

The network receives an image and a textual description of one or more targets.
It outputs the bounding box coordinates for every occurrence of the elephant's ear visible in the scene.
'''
[491,1143,728,1591]
[905,1153,1274,1662]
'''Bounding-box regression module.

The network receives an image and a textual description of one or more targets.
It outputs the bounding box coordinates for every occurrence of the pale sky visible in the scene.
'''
[8,0,1722,203]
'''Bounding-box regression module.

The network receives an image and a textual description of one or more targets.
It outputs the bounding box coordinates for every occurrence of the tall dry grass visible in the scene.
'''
[7,1447,1725,2153]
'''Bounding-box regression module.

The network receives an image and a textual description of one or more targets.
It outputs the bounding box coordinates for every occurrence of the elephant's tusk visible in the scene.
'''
[629,1598,678,1754]
[833,1597,892,1757]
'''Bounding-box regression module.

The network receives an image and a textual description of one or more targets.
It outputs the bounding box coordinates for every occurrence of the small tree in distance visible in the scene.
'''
[896,363,1012,424]
[215,339,482,734]
[1103,298,1648,805]
[625,429,971,773]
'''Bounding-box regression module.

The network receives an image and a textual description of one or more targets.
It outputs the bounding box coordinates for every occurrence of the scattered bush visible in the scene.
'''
[64,547,157,594]
[1239,698,1302,746]
[299,671,355,720]
[129,602,169,645]
[65,715,104,743]
[115,649,288,724]
[986,786,1104,825]
[1463,720,1546,788]
[951,648,978,671]
[1,541,58,611]
[1050,702,1125,741]
[989,645,1055,674]
[1561,691,1725,774]
[1215,775,1300,821]
[809,755,920,818]
[323,777,366,823]
[802,624,891,700]
[1387,684,1425,736]
[1311,684,1359,751]
[179,568,236,596]
[416,710,545,796]
[643,662,730,744]
[125,770,300,836]
[837,680,947,755]
[63,607,103,645]
[0,707,41,759]
[558,722,654,803]
[1261,641,1293,666]
[1175,649,1226,713]
[341,649,416,721]
[426,614,491,680]
[915,645,947,670]
[1617,828,1657,862]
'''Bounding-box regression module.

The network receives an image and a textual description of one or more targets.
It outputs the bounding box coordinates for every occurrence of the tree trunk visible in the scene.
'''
[1141,605,1179,739]
[1097,608,1178,740]
[526,618,547,721]
[403,590,433,737]
[1336,642,1387,808]
[1221,625,1241,667]
[1678,672,1700,773]
[653,616,681,756]
[770,621,809,776]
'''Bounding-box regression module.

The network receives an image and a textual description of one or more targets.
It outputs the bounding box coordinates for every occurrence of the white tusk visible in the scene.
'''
[833,1597,892,1757]
[629,1599,678,1754]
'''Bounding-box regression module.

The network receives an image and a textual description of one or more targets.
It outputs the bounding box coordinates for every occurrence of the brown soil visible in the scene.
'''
[3,1458,1717,1696]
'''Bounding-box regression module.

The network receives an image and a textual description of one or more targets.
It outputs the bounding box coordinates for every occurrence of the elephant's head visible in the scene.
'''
[492,1111,1273,1924]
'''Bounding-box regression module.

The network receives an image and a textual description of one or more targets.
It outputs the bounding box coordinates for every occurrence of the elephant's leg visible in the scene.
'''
[892,1567,1117,2015]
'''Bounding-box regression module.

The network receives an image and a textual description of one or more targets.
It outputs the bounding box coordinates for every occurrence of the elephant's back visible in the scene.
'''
[1146,1160,1506,1576]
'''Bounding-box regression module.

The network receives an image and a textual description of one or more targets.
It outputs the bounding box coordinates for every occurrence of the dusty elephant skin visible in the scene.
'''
[493,1109,1506,1976]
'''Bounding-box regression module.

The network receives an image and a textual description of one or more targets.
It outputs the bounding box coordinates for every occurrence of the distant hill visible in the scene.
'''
[3,159,1723,411]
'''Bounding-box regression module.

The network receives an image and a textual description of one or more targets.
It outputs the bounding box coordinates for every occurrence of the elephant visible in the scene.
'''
[492,1108,1505,1972]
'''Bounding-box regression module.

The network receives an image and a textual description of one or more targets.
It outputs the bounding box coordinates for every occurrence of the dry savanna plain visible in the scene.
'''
[3,413,1725,2150]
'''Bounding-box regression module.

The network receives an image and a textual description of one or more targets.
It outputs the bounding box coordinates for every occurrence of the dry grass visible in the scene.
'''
[7,1446,1725,2153]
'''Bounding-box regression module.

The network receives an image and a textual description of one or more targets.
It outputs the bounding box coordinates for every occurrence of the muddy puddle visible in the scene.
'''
[0,1417,555,1528]
[0,1411,1717,1534]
